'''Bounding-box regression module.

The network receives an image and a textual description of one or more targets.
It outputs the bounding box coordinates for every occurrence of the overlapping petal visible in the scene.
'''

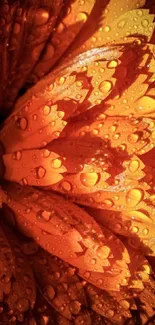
[28,0,95,84]
[0,0,64,113]
[2,182,131,291]
[0,222,36,321]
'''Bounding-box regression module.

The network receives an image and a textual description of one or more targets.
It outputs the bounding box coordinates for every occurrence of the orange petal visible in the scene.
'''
[0,46,122,152]
[2,183,130,287]
[66,4,154,59]
[2,0,64,112]
[0,1,17,111]
[0,222,36,314]
[28,0,95,83]
[61,115,154,155]
[30,248,87,319]
[86,284,131,322]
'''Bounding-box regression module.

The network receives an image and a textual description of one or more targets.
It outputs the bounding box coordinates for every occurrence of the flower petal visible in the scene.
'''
[1,0,64,113]
[30,248,87,319]
[2,183,130,290]
[0,222,36,318]
[0,46,122,152]
[28,0,95,84]
[66,4,154,59]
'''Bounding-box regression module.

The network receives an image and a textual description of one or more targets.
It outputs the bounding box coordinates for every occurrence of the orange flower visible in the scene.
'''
[0,0,155,324]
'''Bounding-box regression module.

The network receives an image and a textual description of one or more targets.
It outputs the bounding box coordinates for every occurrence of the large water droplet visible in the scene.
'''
[76,12,88,22]
[80,173,99,187]
[128,133,139,143]
[126,189,143,207]
[99,80,112,93]
[51,158,62,169]
[129,160,140,172]
[137,96,155,114]
[107,60,118,69]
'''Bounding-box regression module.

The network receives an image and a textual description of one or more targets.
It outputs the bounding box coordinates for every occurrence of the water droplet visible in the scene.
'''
[46,285,55,300]
[76,12,88,22]
[102,199,113,207]
[107,309,115,317]
[17,117,28,130]
[80,173,99,187]
[33,114,38,121]
[104,25,111,32]
[137,96,155,114]
[109,125,117,133]
[21,178,28,185]
[26,287,32,295]
[84,271,90,278]
[51,158,62,169]
[43,149,50,158]
[16,298,30,312]
[117,19,126,28]
[112,133,120,140]
[129,160,140,173]
[43,105,51,116]
[70,300,81,314]
[136,9,143,16]
[15,151,22,161]
[141,19,149,27]
[128,133,139,143]
[92,129,99,136]
[91,258,96,265]
[97,246,110,259]
[142,228,149,235]
[126,189,143,207]
[97,279,103,285]
[57,111,65,118]
[132,226,139,233]
[56,77,66,85]
[37,209,51,222]
[115,223,122,231]
[107,60,118,68]
[13,23,21,35]
[54,272,61,280]
[120,300,130,310]
[36,166,46,179]
[99,80,112,93]
[61,181,72,191]
[57,22,65,33]
[34,9,50,26]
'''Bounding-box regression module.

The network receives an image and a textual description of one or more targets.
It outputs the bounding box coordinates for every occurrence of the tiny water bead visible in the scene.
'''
[36,209,52,222]
[46,285,55,300]
[36,166,46,179]
[16,117,28,130]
